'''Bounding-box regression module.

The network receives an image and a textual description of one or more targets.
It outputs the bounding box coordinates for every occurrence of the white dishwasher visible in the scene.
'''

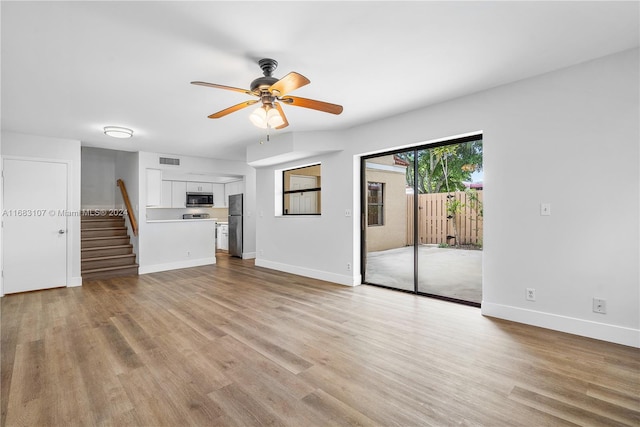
[217,223,229,251]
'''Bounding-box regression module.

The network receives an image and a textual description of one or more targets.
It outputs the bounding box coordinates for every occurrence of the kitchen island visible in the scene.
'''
[139,218,217,274]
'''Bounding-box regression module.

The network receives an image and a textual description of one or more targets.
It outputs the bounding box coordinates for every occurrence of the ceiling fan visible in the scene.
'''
[191,58,343,130]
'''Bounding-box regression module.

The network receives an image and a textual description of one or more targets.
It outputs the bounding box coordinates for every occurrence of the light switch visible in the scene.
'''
[540,203,551,216]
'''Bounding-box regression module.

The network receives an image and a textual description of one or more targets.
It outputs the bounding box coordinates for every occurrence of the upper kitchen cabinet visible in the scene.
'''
[225,180,244,198]
[171,181,187,208]
[160,180,187,208]
[161,180,172,208]
[221,180,244,208]
[146,169,162,206]
[186,182,213,193]
[212,183,225,207]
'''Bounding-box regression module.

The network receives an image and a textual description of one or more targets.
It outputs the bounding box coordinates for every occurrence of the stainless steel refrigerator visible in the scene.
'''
[228,194,243,257]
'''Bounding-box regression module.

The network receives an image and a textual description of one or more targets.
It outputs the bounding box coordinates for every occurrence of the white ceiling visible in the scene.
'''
[2,1,638,161]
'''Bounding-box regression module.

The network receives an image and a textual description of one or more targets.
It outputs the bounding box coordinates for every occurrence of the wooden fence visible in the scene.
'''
[406,191,483,246]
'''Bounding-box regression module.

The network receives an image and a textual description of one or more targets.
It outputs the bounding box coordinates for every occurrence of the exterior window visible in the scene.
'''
[368,182,384,226]
[283,164,321,215]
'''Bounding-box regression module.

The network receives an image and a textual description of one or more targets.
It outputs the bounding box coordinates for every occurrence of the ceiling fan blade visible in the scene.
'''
[191,81,255,96]
[269,72,310,96]
[208,100,258,119]
[274,102,289,129]
[280,96,343,115]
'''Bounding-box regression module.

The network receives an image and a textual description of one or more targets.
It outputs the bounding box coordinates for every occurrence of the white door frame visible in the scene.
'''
[1,155,73,297]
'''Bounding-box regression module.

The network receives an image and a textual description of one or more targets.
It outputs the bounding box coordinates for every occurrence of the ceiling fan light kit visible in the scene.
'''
[103,126,133,138]
[249,105,285,129]
[191,58,343,132]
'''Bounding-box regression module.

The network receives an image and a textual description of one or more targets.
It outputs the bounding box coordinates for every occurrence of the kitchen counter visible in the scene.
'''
[141,218,217,274]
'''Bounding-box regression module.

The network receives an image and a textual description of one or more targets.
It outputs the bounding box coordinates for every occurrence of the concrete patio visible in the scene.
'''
[365,245,482,304]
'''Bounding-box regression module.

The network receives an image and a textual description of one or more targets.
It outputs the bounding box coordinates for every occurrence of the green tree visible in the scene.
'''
[397,140,482,194]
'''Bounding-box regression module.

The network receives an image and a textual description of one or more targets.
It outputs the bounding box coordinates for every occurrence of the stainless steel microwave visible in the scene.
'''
[186,192,213,207]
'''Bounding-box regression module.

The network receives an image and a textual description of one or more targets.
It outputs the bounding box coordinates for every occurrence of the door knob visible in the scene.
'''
[58,229,66,234]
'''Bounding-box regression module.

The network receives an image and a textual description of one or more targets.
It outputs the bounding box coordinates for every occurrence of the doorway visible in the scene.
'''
[361,135,483,306]
[3,158,69,294]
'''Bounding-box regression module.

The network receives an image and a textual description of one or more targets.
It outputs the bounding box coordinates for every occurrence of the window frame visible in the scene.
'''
[282,164,322,216]
[367,181,384,226]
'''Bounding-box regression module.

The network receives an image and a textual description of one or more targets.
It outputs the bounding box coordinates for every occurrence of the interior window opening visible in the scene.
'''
[282,164,321,215]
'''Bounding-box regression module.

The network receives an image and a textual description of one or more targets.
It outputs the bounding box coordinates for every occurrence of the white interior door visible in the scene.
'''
[289,175,317,214]
[3,159,68,294]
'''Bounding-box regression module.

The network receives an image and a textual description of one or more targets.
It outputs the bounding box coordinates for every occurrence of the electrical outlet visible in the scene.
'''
[540,203,551,216]
[345,209,352,217]
[526,288,536,301]
[347,263,351,271]
[593,298,606,314]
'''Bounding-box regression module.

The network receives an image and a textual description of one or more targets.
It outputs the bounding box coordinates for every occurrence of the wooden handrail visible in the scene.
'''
[117,179,138,236]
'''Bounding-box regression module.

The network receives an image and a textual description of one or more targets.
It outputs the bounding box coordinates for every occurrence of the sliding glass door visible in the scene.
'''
[362,135,483,306]
[363,150,415,292]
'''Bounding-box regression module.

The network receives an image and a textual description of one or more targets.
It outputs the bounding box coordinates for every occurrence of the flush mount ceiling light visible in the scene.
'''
[103,126,133,138]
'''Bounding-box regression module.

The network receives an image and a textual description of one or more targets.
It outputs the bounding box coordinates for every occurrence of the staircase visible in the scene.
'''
[81,214,139,281]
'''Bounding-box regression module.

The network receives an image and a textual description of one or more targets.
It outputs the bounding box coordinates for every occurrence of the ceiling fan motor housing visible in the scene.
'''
[250,58,279,93]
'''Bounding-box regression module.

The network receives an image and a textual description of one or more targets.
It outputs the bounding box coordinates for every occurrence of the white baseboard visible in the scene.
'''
[242,252,256,259]
[1,276,82,295]
[139,257,215,275]
[68,276,83,287]
[482,302,640,348]
[255,259,360,286]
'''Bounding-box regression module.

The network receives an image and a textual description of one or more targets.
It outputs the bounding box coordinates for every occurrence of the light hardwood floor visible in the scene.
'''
[2,255,639,426]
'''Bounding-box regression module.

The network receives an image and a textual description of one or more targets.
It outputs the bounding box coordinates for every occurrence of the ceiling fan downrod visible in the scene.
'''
[258,58,278,76]
[250,58,280,93]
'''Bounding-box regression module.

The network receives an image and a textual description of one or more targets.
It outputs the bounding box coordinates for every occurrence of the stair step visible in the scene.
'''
[80,211,137,280]
[82,227,128,238]
[81,211,123,218]
[82,253,137,270]
[82,236,130,248]
[82,264,139,282]
[82,245,133,259]
[82,226,127,230]
[81,219,125,229]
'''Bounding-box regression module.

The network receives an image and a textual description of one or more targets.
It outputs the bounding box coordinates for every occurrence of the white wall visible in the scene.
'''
[1,131,83,289]
[81,147,117,209]
[137,151,256,272]
[255,151,355,285]
[142,220,216,273]
[254,48,639,347]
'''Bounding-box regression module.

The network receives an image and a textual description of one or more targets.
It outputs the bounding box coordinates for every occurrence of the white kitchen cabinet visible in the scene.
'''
[171,181,187,208]
[186,182,213,193]
[217,223,229,250]
[212,183,225,207]
[224,180,244,207]
[146,169,162,206]
[161,180,172,208]
[159,180,187,208]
